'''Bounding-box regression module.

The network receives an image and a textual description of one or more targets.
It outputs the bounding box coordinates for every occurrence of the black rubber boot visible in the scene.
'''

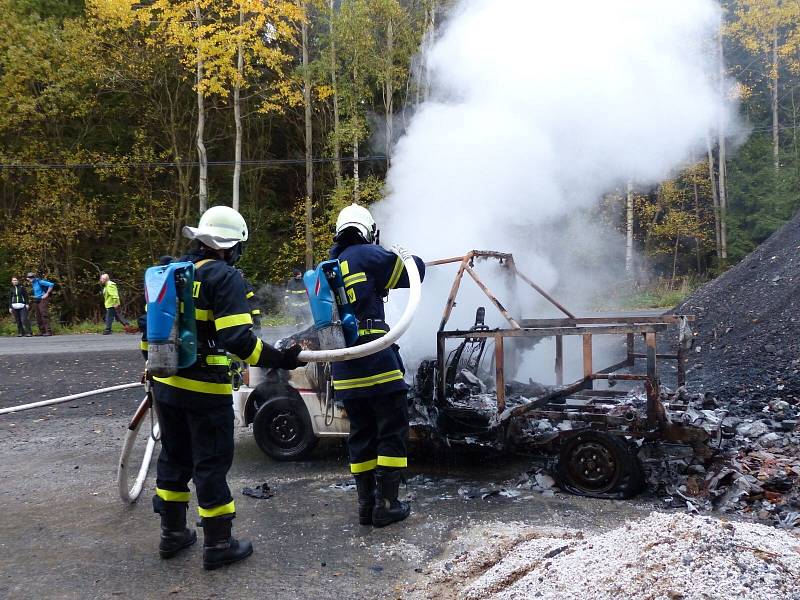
[372,468,410,528]
[201,516,253,570]
[354,472,376,525]
[153,497,196,559]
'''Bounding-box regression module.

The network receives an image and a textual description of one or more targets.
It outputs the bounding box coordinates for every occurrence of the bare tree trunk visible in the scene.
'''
[302,13,314,269]
[625,180,634,276]
[706,134,722,262]
[232,5,244,211]
[195,2,208,215]
[717,26,727,262]
[329,0,342,186]
[671,235,680,287]
[164,76,192,256]
[693,181,702,275]
[385,17,394,167]
[772,25,780,171]
[353,135,359,202]
[424,1,436,101]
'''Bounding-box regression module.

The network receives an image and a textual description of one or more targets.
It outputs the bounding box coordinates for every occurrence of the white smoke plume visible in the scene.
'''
[374,0,738,374]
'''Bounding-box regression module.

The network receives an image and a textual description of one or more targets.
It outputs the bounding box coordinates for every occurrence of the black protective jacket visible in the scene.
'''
[327,241,425,400]
[151,250,286,402]
[8,285,29,308]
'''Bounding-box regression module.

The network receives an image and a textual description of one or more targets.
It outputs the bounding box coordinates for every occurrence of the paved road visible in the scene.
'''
[0,326,298,357]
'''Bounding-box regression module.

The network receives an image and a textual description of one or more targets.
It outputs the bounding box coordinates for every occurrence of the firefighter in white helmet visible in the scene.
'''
[147,205,303,569]
[329,203,426,527]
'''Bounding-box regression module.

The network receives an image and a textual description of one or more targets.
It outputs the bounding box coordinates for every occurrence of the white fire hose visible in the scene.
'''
[0,381,153,504]
[0,383,143,415]
[295,245,422,363]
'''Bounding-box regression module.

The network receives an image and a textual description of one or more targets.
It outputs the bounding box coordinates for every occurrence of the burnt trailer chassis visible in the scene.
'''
[399,251,709,498]
[246,250,709,500]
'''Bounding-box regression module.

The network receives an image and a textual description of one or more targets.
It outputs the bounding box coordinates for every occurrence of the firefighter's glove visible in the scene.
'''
[262,343,305,370]
[278,344,305,370]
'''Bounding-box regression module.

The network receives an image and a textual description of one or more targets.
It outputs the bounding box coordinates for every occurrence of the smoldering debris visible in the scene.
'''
[624,386,800,526]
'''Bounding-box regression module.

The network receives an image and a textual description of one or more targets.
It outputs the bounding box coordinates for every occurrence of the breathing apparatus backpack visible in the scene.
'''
[144,262,198,377]
[304,260,358,350]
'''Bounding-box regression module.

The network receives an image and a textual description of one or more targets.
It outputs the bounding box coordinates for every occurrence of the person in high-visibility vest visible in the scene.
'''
[99,273,130,334]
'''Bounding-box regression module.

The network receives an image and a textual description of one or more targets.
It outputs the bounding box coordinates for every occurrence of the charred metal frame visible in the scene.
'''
[428,251,701,443]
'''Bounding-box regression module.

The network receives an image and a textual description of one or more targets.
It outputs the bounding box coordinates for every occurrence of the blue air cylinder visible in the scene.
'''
[144,262,196,377]
[304,260,358,350]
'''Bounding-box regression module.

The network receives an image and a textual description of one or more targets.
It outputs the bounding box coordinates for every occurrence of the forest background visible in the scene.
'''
[0,0,798,323]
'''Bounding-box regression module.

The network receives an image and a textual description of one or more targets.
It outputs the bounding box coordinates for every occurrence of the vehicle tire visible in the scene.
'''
[555,431,644,499]
[252,393,318,461]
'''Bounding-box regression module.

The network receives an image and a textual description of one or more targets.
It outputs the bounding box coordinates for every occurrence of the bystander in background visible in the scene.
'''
[100,273,130,334]
[8,276,32,336]
[26,272,54,336]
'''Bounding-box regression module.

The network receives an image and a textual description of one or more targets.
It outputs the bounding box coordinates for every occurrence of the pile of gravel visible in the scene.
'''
[407,513,800,600]
[675,213,800,413]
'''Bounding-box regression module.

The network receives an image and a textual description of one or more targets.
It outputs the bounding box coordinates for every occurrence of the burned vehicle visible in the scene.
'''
[238,251,710,499]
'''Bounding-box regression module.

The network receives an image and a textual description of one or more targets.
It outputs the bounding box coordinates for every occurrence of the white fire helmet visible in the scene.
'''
[335,203,376,243]
[182,205,249,250]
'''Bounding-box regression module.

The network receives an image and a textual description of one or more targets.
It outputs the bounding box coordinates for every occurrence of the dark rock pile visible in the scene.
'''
[668,215,800,524]
[675,212,800,413]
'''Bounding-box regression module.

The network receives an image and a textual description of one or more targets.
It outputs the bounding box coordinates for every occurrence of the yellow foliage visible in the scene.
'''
[85,0,139,29]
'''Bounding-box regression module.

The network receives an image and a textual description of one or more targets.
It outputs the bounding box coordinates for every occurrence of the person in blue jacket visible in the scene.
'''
[25,272,54,336]
[329,203,425,528]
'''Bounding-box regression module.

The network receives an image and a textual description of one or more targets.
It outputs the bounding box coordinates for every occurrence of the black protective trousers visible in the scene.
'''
[342,391,409,473]
[154,385,235,515]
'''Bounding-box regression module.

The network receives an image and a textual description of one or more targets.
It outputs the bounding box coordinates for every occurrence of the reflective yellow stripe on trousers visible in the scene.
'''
[377,455,407,468]
[156,487,191,503]
[332,370,404,390]
[197,500,236,518]
[350,458,377,474]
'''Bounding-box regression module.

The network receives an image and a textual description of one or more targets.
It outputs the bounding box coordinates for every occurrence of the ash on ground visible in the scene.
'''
[403,512,800,600]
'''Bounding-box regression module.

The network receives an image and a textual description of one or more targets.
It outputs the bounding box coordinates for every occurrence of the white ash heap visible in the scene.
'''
[407,512,800,600]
